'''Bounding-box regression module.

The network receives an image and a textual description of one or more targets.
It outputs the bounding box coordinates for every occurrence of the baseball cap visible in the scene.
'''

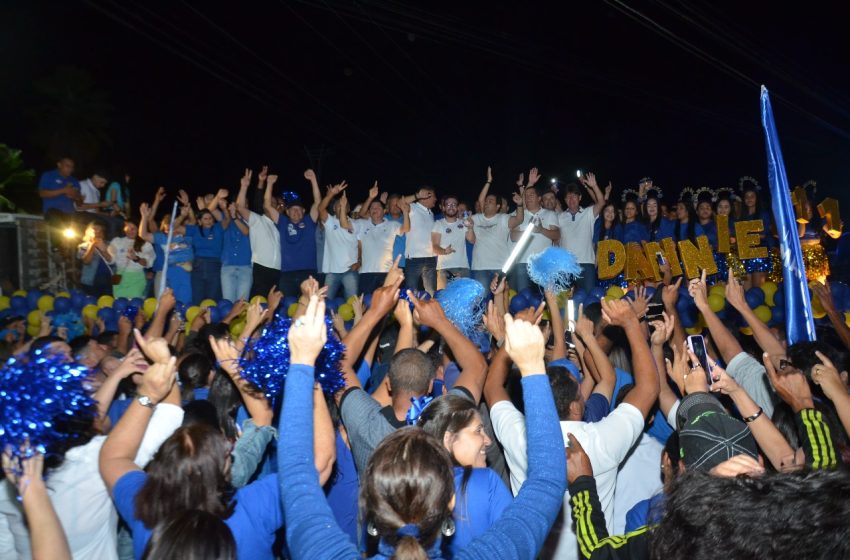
[677,392,759,471]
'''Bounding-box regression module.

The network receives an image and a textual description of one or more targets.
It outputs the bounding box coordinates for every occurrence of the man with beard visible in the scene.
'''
[431,195,471,289]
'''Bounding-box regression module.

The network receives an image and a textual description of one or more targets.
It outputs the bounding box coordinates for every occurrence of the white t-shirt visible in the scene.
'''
[322,215,358,274]
[248,212,281,270]
[78,178,101,213]
[612,432,663,534]
[558,206,597,265]
[431,218,470,270]
[471,213,511,270]
[511,208,559,264]
[355,218,402,273]
[491,400,644,560]
[108,237,155,272]
[405,202,435,259]
[0,403,183,560]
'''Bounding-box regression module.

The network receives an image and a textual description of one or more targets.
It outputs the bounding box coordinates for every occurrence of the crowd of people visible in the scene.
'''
[0,155,848,559]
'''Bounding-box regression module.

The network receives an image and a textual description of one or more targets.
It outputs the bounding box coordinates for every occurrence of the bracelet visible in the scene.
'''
[743,407,764,423]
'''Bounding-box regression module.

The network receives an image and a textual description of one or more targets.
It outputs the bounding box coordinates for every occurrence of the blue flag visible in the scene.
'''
[760,86,816,343]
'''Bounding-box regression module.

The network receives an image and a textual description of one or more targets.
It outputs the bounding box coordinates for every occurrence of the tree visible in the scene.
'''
[0,144,36,212]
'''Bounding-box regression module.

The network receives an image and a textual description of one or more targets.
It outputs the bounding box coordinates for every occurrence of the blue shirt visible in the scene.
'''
[622,221,649,245]
[113,470,282,560]
[649,217,677,242]
[387,213,406,267]
[324,432,360,547]
[699,220,718,248]
[593,222,623,246]
[448,467,513,556]
[187,223,224,259]
[222,220,252,266]
[278,215,317,272]
[153,231,193,265]
[625,493,665,532]
[39,170,79,214]
[582,393,610,423]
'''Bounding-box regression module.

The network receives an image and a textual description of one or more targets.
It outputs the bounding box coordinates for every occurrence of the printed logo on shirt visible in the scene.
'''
[287,223,297,236]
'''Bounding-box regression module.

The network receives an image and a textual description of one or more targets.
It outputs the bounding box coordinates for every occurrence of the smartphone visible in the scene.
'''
[687,335,713,385]
[576,169,583,178]
[564,330,576,350]
[655,251,666,266]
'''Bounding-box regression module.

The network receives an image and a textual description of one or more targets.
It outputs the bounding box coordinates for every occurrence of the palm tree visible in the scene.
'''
[0,144,36,212]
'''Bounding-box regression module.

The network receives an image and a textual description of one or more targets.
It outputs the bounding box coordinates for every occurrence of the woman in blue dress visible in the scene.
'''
[642,185,676,242]
[736,176,774,288]
[594,201,625,289]
[621,190,649,245]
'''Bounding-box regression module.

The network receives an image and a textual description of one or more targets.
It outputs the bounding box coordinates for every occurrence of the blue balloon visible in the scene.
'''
[363,293,373,308]
[519,287,536,301]
[217,300,234,318]
[589,286,606,301]
[769,305,785,327]
[26,290,42,310]
[209,307,222,323]
[113,298,129,313]
[572,290,587,307]
[84,295,98,307]
[509,294,530,314]
[10,296,27,311]
[676,298,697,328]
[70,292,86,310]
[326,298,342,312]
[124,305,139,320]
[130,297,144,309]
[745,287,765,309]
[53,296,71,314]
[526,293,543,310]
[97,307,116,323]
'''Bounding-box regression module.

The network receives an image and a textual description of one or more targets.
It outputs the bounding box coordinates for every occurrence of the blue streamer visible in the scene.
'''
[0,352,95,459]
[527,247,582,293]
[239,314,346,398]
[434,278,486,339]
[406,395,434,425]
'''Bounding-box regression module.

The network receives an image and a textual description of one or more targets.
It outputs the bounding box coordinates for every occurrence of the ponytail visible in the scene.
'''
[392,535,429,560]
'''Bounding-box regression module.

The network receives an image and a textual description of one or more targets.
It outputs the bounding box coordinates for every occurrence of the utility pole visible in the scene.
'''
[304,145,334,184]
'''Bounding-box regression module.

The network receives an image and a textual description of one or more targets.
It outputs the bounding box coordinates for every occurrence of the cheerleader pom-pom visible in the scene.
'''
[0,351,95,460]
[527,247,582,293]
[434,278,487,339]
[240,314,346,398]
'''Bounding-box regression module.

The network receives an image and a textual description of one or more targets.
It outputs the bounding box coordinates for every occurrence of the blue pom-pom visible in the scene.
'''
[435,278,487,339]
[527,247,582,293]
[240,315,346,398]
[53,297,71,314]
[0,352,95,460]
[508,293,530,314]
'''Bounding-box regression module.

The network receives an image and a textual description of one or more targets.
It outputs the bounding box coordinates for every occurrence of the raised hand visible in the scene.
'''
[208,335,240,377]
[289,296,327,366]
[583,172,599,190]
[662,277,683,309]
[139,203,151,218]
[482,300,506,343]
[408,290,448,329]
[368,181,379,200]
[394,299,413,328]
[629,285,650,318]
[709,362,741,395]
[689,269,709,310]
[258,165,269,183]
[649,311,675,346]
[154,186,167,204]
[370,276,403,317]
[516,172,525,188]
[574,303,595,342]
[604,182,613,200]
[379,191,388,204]
[811,350,845,402]
[725,269,746,310]
[177,189,190,206]
[112,348,149,379]
[566,434,593,484]
[329,181,348,196]
[527,167,541,187]
[600,297,639,327]
[764,353,814,412]
[138,356,178,404]
[216,188,229,200]
[811,282,836,315]
[133,329,172,365]
[300,276,320,299]
[303,168,317,183]
[267,286,283,315]
[504,313,545,375]
[267,175,279,189]
[514,301,545,325]
[159,288,176,313]
[490,275,506,297]
[383,255,405,287]
[486,166,493,184]
[512,190,524,206]
[240,168,253,190]
[709,455,764,478]
[196,196,206,210]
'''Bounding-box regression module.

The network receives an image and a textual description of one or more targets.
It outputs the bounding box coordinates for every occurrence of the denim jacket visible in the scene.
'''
[230,418,277,488]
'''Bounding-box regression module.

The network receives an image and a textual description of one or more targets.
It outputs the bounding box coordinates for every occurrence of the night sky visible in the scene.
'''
[3,1,849,209]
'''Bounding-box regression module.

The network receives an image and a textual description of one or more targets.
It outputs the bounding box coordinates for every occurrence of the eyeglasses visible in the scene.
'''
[444,202,458,208]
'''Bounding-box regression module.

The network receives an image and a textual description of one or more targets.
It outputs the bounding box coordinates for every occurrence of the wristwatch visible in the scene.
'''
[137,395,156,409]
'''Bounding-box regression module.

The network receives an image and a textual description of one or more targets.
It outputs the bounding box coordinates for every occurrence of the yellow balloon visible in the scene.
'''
[508,289,517,300]
[753,305,772,323]
[709,284,726,298]
[97,295,114,309]
[542,309,551,321]
[739,326,754,336]
[37,295,54,312]
[56,291,71,298]
[200,299,217,309]
[811,295,826,319]
[229,318,246,337]
[708,293,726,313]
[82,304,99,320]
[338,303,354,322]
[845,311,850,328]
[0,295,10,311]
[347,295,359,305]
[685,325,703,335]
[12,290,27,297]
[185,306,202,324]
[603,295,618,302]
[760,281,779,307]
[27,310,41,326]
[606,285,625,299]
[27,325,40,337]
[250,295,267,306]
[143,298,157,319]
[287,303,300,317]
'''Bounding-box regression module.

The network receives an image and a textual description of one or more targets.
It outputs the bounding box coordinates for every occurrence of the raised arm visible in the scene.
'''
[575,305,616,403]
[397,196,411,234]
[318,182,347,224]
[263,174,280,223]
[811,281,850,351]
[409,292,489,404]
[811,350,850,439]
[601,298,659,418]
[722,270,784,366]
[304,168,322,222]
[236,168,253,221]
[580,172,606,217]
[544,290,567,362]
[508,189,525,230]
[138,203,154,243]
[477,166,493,213]
[207,188,228,221]
[358,181,379,219]
[338,191,353,232]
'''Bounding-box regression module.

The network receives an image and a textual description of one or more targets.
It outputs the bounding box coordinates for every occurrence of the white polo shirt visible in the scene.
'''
[511,208,559,264]
[322,215,358,274]
[78,178,101,213]
[355,218,402,273]
[558,206,597,265]
[247,212,281,270]
[471,213,511,270]
[431,218,470,270]
[405,202,435,259]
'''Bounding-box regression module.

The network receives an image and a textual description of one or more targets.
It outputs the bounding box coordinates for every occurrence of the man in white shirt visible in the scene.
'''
[236,168,281,297]
[355,195,411,295]
[486,298,658,559]
[318,183,359,300]
[509,169,560,292]
[402,186,438,294]
[469,167,524,289]
[558,173,606,293]
[431,195,471,289]
[76,171,111,214]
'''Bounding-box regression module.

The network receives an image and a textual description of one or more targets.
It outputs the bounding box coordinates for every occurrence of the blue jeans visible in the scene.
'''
[576,263,597,294]
[191,257,222,304]
[358,272,386,296]
[221,265,252,302]
[472,269,500,292]
[511,264,532,293]
[325,270,359,300]
[404,257,437,295]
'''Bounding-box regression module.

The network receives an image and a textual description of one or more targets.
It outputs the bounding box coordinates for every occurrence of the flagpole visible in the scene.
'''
[156,201,180,307]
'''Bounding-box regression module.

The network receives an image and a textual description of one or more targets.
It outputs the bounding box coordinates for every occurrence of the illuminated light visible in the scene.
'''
[63,227,77,239]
